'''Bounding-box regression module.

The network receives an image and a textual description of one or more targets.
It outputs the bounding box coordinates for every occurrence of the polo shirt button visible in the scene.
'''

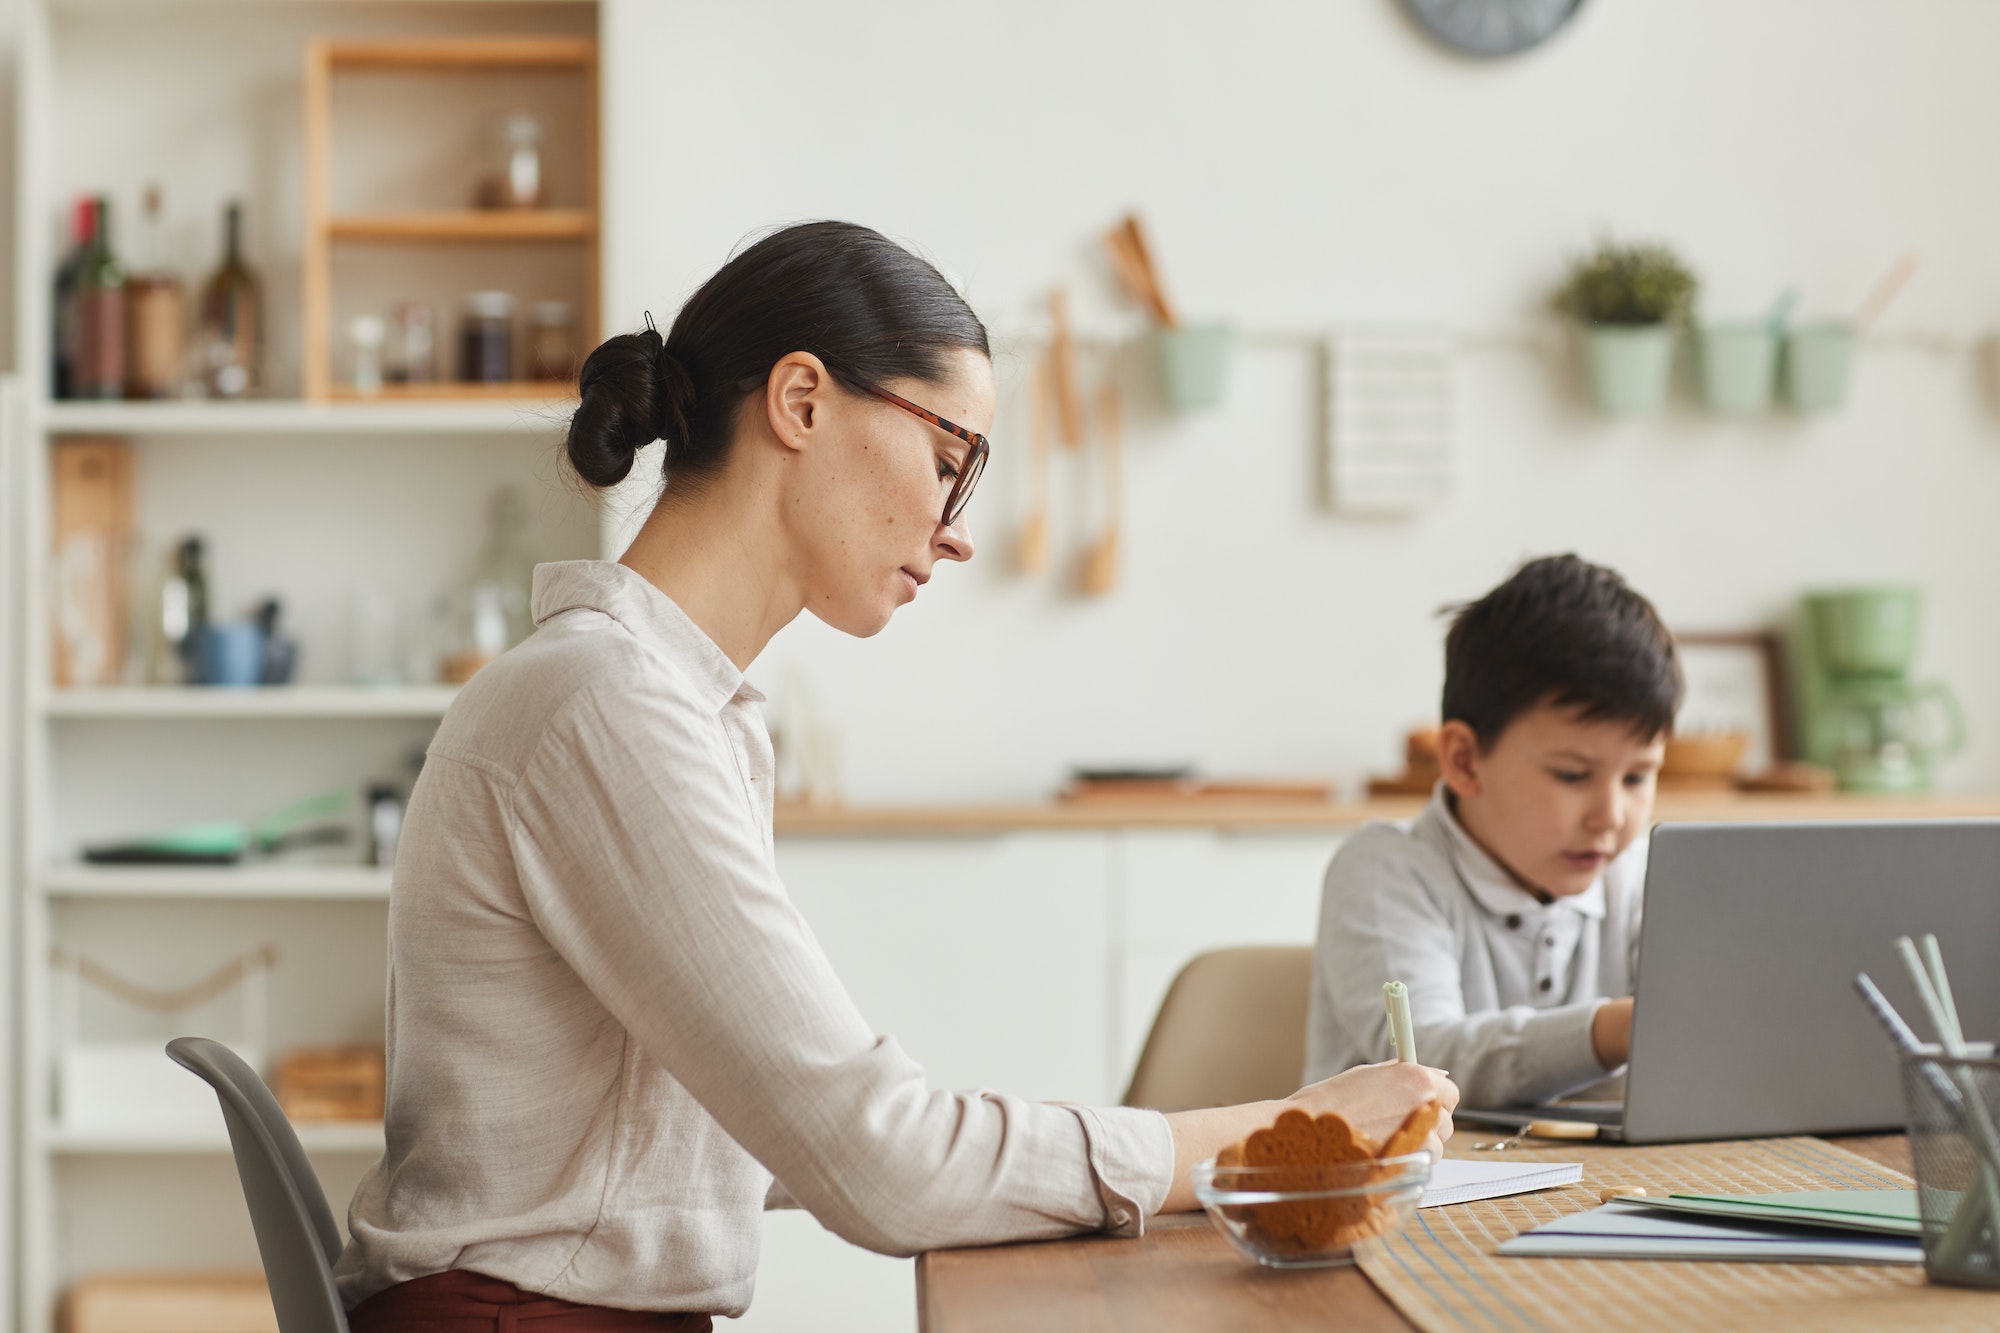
[1506,915,1523,930]
[1539,978,1552,993]
[1112,1209,1131,1227]
[1544,937,1555,947]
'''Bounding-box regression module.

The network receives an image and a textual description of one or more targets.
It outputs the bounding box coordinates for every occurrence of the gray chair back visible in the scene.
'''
[166,1036,350,1333]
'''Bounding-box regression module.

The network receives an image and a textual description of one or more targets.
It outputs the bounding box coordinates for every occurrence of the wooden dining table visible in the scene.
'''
[914,1136,1915,1332]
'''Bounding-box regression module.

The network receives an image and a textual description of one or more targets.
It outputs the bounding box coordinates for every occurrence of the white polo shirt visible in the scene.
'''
[1304,787,1645,1108]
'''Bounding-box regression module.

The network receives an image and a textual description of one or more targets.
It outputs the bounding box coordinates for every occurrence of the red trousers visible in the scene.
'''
[347,1270,714,1333]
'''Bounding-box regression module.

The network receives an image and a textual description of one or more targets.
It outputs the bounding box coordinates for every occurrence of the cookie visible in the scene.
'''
[1379,1100,1442,1158]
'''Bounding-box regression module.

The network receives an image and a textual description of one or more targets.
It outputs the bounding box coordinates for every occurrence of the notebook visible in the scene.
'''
[1497,1200,1924,1264]
[1421,1158,1582,1209]
[1636,1189,1921,1237]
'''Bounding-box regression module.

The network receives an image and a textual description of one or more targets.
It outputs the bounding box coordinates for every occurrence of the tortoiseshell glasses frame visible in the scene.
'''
[836,373,990,527]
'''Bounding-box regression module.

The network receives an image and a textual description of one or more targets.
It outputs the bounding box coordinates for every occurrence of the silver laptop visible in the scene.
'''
[1457,819,2000,1145]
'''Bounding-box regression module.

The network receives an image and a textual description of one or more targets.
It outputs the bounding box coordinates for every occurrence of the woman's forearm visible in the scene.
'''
[1160,1101,1289,1211]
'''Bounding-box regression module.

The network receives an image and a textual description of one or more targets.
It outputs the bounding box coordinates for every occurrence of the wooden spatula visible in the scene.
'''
[1017,354,1054,574]
[1079,378,1122,596]
[1048,288,1087,448]
[1103,214,1178,328]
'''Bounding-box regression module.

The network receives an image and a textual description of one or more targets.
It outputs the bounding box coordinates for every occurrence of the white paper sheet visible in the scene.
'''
[1421,1158,1583,1208]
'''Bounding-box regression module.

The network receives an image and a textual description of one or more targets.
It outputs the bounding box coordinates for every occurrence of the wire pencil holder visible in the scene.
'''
[1901,1049,2000,1286]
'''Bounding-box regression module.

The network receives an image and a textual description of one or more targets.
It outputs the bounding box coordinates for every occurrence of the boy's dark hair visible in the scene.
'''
[1442,554,1683,747]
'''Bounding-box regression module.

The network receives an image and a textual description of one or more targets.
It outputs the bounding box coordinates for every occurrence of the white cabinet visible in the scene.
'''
[1112,829,1349,1090]
[778,832,1114,1103]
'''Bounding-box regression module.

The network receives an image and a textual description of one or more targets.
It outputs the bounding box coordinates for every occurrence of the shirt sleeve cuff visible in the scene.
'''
[1067,1105,1175,1237]
[1519,999,1614,1102]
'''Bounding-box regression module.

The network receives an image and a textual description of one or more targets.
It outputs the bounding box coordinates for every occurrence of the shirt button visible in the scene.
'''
[1544,937,1556,947]
[1111,1209,1131,1227]
[1506,915,1523,930]
[1539,978,1553,993]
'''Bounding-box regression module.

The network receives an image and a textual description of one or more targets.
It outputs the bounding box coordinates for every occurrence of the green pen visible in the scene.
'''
[1384,980,1417,1064]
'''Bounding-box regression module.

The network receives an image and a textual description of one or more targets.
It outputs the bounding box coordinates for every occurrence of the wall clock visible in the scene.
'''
[1399,0,1585,58]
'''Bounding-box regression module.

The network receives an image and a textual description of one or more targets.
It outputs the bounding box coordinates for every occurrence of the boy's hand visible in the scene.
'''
[1592,997,1635,1068]
[1285,1060,1459,1154]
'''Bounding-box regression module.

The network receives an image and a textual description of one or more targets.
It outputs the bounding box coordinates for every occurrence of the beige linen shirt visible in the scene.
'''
[335,561,1173,1315]
[1304,788,1645,1108]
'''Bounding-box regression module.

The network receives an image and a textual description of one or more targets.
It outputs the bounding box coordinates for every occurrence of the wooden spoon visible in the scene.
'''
[1048,288,1088,448]
[1079,378,1122,596]
[1017,355,1054,574]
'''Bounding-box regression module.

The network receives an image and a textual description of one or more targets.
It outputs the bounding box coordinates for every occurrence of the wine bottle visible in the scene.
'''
[197,201,261,398]
[71,198,127,400]
[51,197,98,400]
[125,184,186,399]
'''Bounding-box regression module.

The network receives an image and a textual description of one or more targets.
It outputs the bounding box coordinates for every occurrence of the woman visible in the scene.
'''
[336,221,1457,1330]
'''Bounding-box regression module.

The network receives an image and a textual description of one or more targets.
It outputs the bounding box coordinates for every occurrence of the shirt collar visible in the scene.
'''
[529,560,765,711]
[1418,785,1607,921]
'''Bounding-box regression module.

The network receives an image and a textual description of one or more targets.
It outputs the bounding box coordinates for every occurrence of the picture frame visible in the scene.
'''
[1674,632,1792,772]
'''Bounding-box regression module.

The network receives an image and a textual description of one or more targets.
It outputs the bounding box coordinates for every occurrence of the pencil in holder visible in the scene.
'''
[1901,1048,2000,1287]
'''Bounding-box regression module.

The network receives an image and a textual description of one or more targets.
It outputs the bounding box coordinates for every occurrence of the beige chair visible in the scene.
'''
[1122,946,1315,1113]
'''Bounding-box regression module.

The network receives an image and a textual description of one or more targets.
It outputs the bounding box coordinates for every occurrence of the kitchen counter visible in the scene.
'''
[776,790,2000,836]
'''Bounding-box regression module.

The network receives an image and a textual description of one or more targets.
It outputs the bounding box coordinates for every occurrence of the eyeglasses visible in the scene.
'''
[836,374,989,527]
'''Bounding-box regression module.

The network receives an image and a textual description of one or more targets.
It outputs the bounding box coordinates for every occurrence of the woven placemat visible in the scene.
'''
[1356,1136,2000,1332]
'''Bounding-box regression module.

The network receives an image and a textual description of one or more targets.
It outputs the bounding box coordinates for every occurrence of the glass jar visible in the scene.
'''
[459,291,515,383]
[386,302,436,384]
[527,301,576,383]
[348,314,385,396]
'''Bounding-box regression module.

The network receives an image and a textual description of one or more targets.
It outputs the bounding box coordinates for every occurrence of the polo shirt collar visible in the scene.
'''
[529,560,763,711]
[1419,785,1607,921]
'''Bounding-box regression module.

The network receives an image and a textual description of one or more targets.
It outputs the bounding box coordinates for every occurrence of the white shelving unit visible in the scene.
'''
[12,2,607,1328]
[42,399,578,437]
[43,1121,387,1157]
[43,685,458,719]
[43,864,394,901]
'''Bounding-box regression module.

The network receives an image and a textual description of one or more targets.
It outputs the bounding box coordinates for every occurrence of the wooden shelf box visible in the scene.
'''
[302,35,599,403]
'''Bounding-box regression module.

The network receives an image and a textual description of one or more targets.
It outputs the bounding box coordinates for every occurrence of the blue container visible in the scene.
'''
[202,624,266,688]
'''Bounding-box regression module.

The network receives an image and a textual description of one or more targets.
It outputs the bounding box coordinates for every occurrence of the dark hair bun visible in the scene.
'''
[568,221,989,494]
[566,333,694,489]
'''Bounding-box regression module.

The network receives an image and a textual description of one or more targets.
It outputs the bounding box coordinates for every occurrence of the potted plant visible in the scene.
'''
[1553,241,1698,415]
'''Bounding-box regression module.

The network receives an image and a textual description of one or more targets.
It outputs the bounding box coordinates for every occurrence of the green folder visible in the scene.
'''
[1638,1190,1921,1238]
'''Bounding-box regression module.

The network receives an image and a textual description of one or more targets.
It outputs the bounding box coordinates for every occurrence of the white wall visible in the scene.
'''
[608,0,2000,805]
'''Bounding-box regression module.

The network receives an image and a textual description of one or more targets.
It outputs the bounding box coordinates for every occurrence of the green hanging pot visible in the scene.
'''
[1581,324,1676,416]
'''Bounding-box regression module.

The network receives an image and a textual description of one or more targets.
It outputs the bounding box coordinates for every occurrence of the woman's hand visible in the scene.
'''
[1159,1062,1460,1211]
[1286,1060,1458,1157]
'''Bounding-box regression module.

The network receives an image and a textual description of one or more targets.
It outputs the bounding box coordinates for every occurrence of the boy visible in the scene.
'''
[1305,554,1682,1109]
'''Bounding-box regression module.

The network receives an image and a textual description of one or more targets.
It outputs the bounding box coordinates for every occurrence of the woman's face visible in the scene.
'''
[788,347,993,637]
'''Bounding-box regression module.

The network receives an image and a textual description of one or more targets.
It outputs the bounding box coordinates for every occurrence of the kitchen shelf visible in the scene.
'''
[304,33,600,401]
[43,685,458,719]
[329,209,594,242]
[327,380,578,404]
[44,1121,385,1155]
[325,35,595,69]
[41,399,570,436]
[41,863,392,901]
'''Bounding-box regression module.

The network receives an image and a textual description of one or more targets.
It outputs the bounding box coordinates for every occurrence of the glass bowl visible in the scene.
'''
[1192,1151,1431,1269]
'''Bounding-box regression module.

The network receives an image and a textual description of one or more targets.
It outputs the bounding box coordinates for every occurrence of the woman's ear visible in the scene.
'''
[763,352,831,454]
[1436,719,1485,801]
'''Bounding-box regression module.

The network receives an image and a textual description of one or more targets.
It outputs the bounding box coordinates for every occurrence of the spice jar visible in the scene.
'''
[459,291,515,383]
[386,303,436,384]
[348,315,385,396]
[527,301,577,383]
[475,112,546,209]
